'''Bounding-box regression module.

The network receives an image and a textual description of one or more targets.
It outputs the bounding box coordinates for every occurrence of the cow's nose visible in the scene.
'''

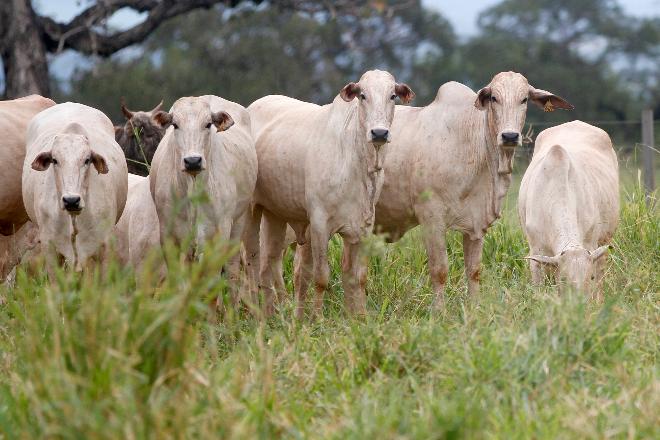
[183,155,203,172]
[62,195,81,212]
[501,132,520,144]
[371,128,389,143]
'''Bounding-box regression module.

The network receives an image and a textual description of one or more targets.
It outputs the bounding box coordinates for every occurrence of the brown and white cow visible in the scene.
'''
[114,99,166,176]
[244,70,414,318]
[519,121,619,298]
[0,95,55,236]
[22,102,128,271]
[374,72,573,310]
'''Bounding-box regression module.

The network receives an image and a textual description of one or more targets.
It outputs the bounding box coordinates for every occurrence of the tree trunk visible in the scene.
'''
[0,0,50,98]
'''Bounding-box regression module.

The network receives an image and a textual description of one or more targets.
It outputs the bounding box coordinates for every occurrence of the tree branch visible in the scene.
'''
[35,0,372,57]
[37,0,244,56]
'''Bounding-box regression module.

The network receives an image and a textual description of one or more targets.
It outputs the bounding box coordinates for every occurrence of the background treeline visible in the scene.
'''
[57,0,659,147]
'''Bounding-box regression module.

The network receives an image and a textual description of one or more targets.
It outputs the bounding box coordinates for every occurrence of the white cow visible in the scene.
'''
[0,95,55,236]
[22,102,128,270]
[244,70,415,317]
[518,120,619,297]
[148,95,257,291]
[374,72,573,309]
[113,173,160,275]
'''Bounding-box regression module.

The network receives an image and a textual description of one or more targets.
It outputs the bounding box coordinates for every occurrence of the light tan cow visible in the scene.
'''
[0,95,55,236]
[375,72,573,310]
[22,102,128,271]
[244,70,414,318]
[518,121,619,297]
[0,221,39,281]
[148,95,257,289]
[113,173,160,275]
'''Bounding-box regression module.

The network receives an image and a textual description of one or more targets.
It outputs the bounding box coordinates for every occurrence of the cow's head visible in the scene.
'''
[31,123,108,214]
[153,97,233,176]
[340,70,414,148]
[118,100,166,151]
[475,72,573,173]
[527,245,609,294]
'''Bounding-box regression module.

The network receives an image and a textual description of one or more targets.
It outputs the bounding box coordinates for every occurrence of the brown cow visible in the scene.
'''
[114,99,166,176]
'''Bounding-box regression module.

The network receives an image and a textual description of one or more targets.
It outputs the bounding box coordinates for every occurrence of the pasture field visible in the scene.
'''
[0,170,657,439]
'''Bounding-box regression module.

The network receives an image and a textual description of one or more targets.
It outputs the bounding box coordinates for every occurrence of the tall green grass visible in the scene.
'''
[0,183,657,439]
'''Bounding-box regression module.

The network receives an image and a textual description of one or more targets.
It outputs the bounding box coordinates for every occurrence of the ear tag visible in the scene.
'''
[544,101,555,112]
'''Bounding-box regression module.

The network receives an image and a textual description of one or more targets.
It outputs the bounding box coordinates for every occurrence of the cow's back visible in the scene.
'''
[519,121,619,251]
[0,95,55,235]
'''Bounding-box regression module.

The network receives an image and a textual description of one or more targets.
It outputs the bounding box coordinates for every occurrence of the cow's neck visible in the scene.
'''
[475,111,515,230]
[335,103,382,231]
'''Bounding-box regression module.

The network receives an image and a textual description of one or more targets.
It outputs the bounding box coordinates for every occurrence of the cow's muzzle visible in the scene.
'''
[370,128,389,146]
[62,195,82,213]
[183,155,204,174]
[501,131,520,147]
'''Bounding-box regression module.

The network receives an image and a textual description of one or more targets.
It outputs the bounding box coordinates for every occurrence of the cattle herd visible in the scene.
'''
[0,70,621,317]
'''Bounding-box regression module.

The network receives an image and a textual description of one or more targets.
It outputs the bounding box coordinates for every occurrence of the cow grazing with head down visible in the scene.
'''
[374,71,573,310]
[244,70,415,318]
[22,102,128,271]
[147,95,257,291]
[0,95,55,236]
[518,121,618,299]
[114,99,166,176]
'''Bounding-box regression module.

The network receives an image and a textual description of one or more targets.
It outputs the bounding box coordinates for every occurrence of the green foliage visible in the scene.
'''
[59,1,457,121]
[0,180,657,438]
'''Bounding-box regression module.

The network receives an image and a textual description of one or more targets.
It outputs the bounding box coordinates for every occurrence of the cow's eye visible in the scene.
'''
[172,123,179,130]
[390,94,397,100]
[359,93,366,101]
[521,97,528,104]
[206,122,212,129]
[490,96,498,103]
[52,159,58,165]
[84,158,90,166]
[591,275,595,280]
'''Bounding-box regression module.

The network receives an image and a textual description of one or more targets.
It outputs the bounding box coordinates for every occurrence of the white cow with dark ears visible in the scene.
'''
[22,102,128,271]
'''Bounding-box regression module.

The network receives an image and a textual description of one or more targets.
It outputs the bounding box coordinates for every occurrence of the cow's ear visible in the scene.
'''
[590,245,610,261]
[31,151,53,171]
[212,111,234,132]
[525,254,560,265]
[340,82,361,102]
[395,83,415,104]
[474,86,492,110]
[153,111,173,128]
[90,151,109,174]
[528,86,574,112]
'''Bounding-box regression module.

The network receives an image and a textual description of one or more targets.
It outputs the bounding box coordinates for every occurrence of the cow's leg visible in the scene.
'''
[462,233,483,298]
[241,204,263,305]
[309,214,330,318]
[225,215,246,308]
[592,254,606,303]
[268,225,293,304]
[259,211,287,316]
[341,238,367,315]
[293,241,312,320]
[420,220,449,311]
